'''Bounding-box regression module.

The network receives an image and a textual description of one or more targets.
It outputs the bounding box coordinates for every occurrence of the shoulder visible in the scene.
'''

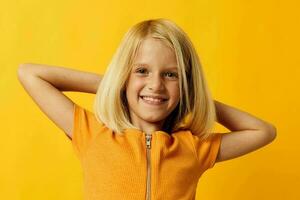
[73,103,105,133]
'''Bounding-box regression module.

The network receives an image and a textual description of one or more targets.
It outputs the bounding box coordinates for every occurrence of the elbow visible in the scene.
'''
[270,126,277,142]
[17,64,28,80]
[18,63,29,75]
[264,124,277,143]
[17,63,35,77]
[17,64,26,79]
[18,63,33,71]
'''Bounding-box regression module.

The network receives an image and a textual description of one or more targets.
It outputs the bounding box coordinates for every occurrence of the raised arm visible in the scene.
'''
[17,63,103,139]
[214,100,277,162]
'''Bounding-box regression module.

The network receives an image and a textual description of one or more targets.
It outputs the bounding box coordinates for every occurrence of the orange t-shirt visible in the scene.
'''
[71,103,222,200]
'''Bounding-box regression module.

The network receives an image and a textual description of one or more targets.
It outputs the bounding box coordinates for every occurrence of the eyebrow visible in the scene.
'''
[133,63,178,71]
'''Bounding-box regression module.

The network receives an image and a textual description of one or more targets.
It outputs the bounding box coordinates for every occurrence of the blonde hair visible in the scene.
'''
[93,18,217,140]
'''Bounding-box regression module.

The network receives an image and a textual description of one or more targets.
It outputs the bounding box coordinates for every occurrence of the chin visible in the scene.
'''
[140,114,166,123]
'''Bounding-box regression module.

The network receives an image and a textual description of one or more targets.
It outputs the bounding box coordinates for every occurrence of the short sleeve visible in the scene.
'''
[72,103,104,159]
[191,133,223,171]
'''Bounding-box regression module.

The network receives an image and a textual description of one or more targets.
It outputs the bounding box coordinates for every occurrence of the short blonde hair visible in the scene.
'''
[93,18,216,140]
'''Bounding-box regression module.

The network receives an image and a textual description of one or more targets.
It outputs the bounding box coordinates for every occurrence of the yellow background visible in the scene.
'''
[1,0,299,199]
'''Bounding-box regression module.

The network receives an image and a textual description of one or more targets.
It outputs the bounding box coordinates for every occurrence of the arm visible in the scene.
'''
[214,100,277,162]
[17,63,103,139]
[19,63,102,93]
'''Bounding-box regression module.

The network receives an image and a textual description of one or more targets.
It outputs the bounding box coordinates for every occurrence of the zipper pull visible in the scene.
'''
[145,133,152,149]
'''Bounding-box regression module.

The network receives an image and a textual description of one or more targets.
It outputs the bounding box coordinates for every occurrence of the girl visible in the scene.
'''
[17,18,276,200]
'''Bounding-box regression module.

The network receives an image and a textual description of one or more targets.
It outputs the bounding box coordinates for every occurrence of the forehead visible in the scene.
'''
[132,37,178,69]
[132,63,178,71]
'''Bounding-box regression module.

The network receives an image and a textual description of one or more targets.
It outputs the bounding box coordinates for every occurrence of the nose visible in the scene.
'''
[147,73,165,91]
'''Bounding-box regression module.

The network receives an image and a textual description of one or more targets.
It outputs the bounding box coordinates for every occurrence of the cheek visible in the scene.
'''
[126,78,145,97]
[169,84,180,100]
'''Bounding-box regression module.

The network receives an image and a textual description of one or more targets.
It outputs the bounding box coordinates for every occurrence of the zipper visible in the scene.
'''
[145,133,152,200]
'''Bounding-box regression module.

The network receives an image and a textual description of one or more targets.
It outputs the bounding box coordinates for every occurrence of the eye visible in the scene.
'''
[164,71,178,78]
[137,68,148,74]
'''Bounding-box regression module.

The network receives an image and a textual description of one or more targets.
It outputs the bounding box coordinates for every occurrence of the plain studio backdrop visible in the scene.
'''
[0,0,299,199]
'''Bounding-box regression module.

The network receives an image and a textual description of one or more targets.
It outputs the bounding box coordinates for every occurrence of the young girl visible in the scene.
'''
[17,18,276,200]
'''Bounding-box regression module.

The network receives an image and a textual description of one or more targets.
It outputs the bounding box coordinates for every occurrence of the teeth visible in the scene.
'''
[142,96,165,102]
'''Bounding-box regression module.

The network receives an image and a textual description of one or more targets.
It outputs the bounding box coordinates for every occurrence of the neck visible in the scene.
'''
[129,114,165,135]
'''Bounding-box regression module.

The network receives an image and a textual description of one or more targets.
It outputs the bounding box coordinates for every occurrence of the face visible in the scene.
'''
[125,37,180,129]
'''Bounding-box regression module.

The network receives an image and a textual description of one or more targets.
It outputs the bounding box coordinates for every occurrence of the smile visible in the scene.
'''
[140,96,167,105]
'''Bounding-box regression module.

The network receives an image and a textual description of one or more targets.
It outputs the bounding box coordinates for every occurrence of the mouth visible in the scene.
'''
[140,95,168,105]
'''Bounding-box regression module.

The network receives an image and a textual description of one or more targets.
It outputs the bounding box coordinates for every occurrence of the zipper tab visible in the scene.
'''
[145,133,152,149]
[145,133,152,200]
